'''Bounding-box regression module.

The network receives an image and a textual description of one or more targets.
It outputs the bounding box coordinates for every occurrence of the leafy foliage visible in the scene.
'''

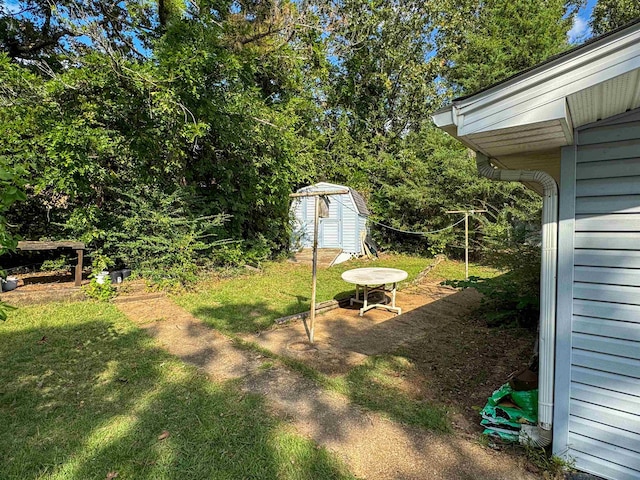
[0,0,585,293]
[99,186,229,286]
[436,0,581,94]
[446,224,542,329]
[590,0,640,35]
[0,81,27,317]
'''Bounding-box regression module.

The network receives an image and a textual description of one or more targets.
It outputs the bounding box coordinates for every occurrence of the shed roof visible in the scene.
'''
[432,20,640,189]
[350,190,370,216]
[296,182,370,216]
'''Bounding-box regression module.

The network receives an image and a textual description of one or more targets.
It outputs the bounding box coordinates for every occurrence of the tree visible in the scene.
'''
[590,0,640,36]
[1,0,327,274]
[0,57,28,319]
[437,0,582,94]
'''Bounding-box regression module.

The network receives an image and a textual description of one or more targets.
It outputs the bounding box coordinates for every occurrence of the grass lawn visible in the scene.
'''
[177,255,502,434]
[175,254,433,333]
[0,303,354,480]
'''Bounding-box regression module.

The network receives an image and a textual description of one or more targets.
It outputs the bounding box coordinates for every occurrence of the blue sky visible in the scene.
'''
[568,0,598,44]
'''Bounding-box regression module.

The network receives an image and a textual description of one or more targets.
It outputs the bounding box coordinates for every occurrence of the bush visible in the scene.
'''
[41,258,69,272]
[100,186,229,287]
[447,221,541,329]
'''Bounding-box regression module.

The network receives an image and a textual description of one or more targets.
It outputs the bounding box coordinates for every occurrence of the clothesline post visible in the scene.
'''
[289,189,349,343]
[446,209,487,280]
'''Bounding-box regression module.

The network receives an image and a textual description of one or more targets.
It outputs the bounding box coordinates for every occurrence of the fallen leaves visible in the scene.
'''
[37,336,48,345]
[157,430,170,441]
[106,472,118,479]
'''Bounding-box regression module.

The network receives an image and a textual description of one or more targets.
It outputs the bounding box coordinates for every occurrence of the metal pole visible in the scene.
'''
[289,189,349,345]
[446,209,486,281]
[309,195,320,344]
[465,212,469,280]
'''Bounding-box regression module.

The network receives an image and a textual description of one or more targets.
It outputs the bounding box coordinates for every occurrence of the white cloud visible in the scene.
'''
[568,16,592,44]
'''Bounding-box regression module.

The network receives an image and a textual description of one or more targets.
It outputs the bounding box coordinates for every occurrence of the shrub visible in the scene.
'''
[447,220,541,329]
[99,186,229,287]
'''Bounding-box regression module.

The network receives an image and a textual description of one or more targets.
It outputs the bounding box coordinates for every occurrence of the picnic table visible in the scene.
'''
[341,267,408,316]
[15,241,85,286]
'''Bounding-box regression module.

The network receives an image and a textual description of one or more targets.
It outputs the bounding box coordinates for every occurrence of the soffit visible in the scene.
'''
[567,69,640,127]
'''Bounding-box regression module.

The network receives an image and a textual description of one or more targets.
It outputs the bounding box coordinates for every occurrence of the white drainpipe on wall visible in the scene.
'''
[476,153,558,446]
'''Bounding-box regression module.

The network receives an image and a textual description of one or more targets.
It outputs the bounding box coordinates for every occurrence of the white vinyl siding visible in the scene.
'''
[558,110,640,480]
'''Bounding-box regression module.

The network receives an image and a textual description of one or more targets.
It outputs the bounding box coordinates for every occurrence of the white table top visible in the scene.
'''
[341,267,408,285]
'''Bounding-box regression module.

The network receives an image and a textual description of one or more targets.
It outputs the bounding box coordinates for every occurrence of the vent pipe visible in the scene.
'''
[476,153,558,446]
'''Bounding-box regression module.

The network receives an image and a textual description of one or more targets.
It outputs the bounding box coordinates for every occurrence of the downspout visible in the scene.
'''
[476,153,558,447]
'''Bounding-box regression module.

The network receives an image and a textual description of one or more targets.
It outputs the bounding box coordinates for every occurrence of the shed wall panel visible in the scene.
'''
[576,176,640,196]
[576,157,640,179]
[573,249,640,268]
[571,383,640,416]
[574,232,640,250]
[573,266,640,286]
[576,139,640,163]
[575,195,640,214]
[573,316,640,341]
[568,435,640,472]
[290,184,369,254]
[570,399,640,434]
[575,213,640,231]
[568,451,640,480]
[571,366,640,397]
[573,300,640,323]
[573,333,640,360]
[577,121,640,145]
[572,349,640,378]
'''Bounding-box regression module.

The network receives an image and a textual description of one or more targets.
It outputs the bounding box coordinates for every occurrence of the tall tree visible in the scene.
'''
[436,0,582,95]
[590,0,640,36]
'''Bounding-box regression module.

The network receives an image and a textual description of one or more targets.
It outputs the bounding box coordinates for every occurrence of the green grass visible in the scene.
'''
[176,254,431,333]
[0,303,354,480]
[173,256,497,434]
[429,259,503,282]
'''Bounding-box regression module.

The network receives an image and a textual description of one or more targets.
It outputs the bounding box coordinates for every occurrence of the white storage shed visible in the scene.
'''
[290,182,369,255]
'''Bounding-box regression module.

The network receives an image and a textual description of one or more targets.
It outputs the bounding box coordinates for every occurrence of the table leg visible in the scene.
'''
[75,249,83,287]
[360,285,368,316]
[391,282,397,307]
[350,284,360,306]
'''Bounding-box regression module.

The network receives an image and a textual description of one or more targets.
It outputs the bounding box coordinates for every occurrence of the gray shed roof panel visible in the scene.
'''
[350,190,370,216]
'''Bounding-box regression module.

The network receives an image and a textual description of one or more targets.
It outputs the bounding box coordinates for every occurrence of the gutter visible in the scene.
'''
[476,153,558,447]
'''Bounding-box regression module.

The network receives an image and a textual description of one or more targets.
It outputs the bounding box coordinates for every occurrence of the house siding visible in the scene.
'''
[555,110,640,480]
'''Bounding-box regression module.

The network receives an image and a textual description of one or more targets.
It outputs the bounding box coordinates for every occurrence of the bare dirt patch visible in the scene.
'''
[0,271,87,305]
[245,279,536,435]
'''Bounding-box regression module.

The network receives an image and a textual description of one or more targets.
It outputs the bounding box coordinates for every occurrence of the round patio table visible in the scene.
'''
[341,267,408,316]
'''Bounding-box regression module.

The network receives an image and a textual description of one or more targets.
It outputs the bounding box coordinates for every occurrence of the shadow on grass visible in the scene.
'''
[0,304,353,480]
[190,300,291,333]
[340,356,452,433]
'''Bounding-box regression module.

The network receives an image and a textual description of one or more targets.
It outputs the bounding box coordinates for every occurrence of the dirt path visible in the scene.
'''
[115,294,536,480]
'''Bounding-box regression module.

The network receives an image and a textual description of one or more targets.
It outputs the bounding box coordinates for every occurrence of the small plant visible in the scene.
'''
[83,276,116,301]
[445,272,539,329]
[41,258,69,272]
[83,255,116,301]
[523,444,575,479]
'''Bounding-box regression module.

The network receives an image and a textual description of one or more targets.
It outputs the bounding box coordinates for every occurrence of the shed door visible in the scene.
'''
[563,114,640,480]
[319,198,342,248]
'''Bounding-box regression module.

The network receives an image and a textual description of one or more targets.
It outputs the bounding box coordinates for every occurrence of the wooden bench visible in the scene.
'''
[16,241,85,286]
